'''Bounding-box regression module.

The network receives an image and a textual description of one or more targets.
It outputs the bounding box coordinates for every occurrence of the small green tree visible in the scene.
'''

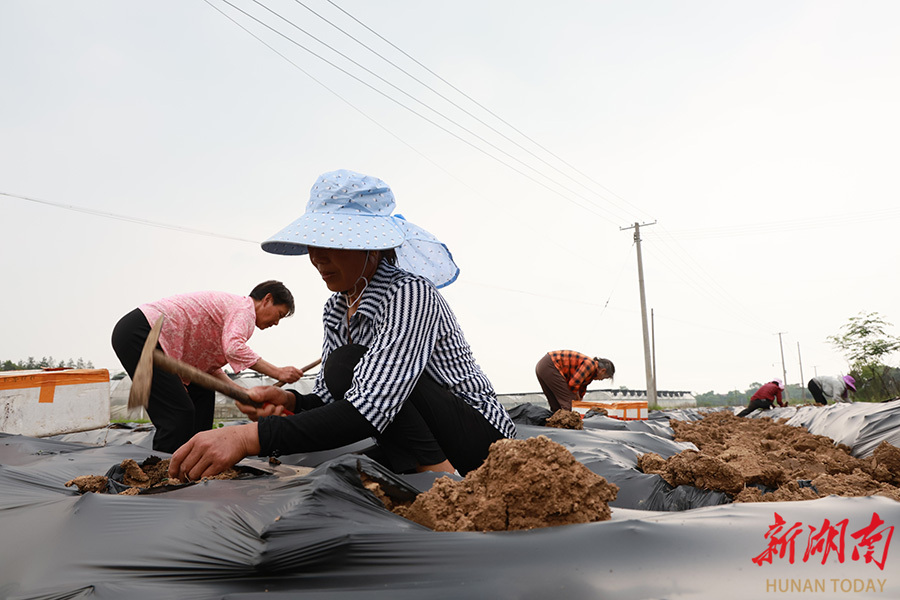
[828,311,900,401]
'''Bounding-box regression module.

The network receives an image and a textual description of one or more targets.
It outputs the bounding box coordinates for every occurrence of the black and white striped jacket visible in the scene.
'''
[311,261,516,439]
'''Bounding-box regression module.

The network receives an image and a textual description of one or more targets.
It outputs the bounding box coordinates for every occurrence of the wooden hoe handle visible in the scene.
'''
[152,350,261,407]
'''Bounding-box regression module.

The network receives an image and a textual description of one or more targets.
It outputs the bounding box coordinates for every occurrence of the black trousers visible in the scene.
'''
[737,398,773,417]
[325,344,505,475]
[808,379,827,405]
[111,308,215,453]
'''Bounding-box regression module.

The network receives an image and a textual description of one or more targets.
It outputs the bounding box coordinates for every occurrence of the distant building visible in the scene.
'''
[497,388,696,411]
[591,389,697,409]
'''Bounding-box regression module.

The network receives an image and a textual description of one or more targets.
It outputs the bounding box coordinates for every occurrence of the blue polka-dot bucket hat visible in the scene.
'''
[262,169,459,288]
[262,170,404,254]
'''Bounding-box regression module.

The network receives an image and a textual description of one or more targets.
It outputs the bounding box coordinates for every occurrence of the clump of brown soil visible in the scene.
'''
[384,435,618,531]
[640,449,744,496]
[545,409,584,430]
[584,407,609,417]
[871,442,900,485]
[639,411,900,503]
[65,457,242,495]
[64,474,108,494]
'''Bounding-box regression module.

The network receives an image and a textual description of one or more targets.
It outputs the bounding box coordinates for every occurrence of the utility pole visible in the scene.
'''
[621,221,657,407]
[797,342,806,400]
[651,308,657,391]
[777,332,789,401]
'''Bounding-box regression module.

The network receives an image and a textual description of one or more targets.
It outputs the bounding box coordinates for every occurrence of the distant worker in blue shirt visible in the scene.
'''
[737,379,786,417]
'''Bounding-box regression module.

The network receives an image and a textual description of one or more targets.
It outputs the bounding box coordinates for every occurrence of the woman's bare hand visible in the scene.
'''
[168,423,260,482]
[236,386,295,420]
[276,365,303,383]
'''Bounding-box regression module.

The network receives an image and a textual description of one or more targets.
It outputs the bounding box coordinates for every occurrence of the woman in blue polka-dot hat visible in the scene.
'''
[169,170,516,481]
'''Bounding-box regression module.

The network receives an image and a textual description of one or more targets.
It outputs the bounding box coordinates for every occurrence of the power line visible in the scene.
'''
[208,0,781,335]
[300,0,655,224]
[211,0,637,225]
[597,240,635,321]
[294,1,778,334]
[205,0,585,258]
[202,0,476,189]
[646,225,774,332]
[11,1,778,345]
[0,192,259,244]
[4,184,643,319]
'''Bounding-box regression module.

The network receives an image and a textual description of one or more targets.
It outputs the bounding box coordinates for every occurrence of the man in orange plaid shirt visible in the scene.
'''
[535,350,615,412]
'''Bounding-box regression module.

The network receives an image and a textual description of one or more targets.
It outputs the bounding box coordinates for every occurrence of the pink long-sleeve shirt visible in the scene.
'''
[139,291,260,377]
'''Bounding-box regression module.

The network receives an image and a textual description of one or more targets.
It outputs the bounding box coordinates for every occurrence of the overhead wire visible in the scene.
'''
[204,0,583,257]
[323,0,655,223]
[0,0,618,260]
[203,0,614,259]
[299,0,655,224]
[9,1,787,342]
[642,228,775,333]
[207,1,785,335]
[0,192,259,244]
[215,0,632,225]
[191,3,900,381]
[596,240,636,321]
[0,0,516,252]
[202,0,461,177]
[283,0,775,334]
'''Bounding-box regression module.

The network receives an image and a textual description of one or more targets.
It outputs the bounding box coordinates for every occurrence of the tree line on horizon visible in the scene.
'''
[695,382,811,407]
[1,357,95,371]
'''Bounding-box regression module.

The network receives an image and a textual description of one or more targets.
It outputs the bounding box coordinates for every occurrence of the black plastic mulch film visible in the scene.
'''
[1,402,898,599]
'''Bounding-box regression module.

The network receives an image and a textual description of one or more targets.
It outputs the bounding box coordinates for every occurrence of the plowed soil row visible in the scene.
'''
[640,411,900,502]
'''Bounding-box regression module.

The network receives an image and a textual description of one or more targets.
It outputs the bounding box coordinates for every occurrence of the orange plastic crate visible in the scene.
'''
[572,399,648,420]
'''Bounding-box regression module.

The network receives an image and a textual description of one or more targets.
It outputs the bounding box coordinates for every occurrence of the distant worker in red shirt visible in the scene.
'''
[535,350,615,412]
[737,379,786,417]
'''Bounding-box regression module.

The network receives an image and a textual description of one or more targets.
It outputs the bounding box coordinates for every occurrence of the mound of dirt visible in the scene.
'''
[638,411,900,503]
[382,435,618,531]
[545,409,584,430]
[641,449,745,496]
[65,457,243,495]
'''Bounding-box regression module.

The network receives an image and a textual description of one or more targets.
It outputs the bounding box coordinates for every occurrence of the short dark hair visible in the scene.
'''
[595,357,615,378]
[249,280,295,316]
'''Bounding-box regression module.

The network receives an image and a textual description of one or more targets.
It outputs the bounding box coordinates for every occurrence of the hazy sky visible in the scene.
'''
[2,1,899,395]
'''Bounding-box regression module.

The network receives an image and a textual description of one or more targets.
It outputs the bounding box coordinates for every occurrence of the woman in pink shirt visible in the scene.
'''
[111,280,303,453]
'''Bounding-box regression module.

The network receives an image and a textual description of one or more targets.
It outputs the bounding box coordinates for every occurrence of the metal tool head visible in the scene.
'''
[128,315,164,411]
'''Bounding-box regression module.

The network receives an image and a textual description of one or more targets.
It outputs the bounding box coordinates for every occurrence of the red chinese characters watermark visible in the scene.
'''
[752,512,893,570]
